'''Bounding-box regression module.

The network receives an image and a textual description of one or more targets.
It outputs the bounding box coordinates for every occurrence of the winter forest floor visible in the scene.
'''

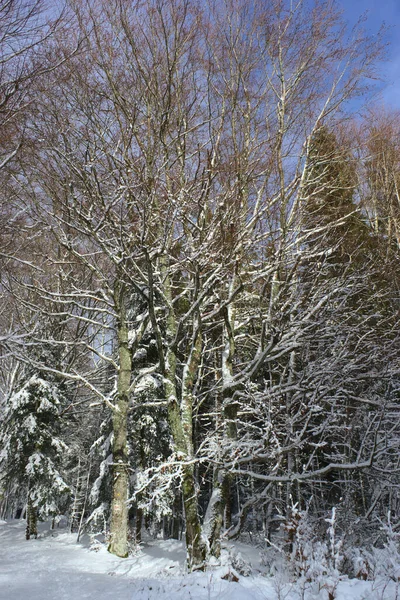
[0,520,397,600]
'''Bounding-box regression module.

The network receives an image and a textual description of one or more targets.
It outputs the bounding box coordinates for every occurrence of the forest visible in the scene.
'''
[1,0,400,585]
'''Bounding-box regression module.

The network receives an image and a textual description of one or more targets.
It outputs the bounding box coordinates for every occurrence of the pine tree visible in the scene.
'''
[302,125,366,263]
[0,375,70,538]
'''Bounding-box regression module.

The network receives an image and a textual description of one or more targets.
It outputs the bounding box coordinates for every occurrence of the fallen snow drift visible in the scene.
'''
[0,520,396,600]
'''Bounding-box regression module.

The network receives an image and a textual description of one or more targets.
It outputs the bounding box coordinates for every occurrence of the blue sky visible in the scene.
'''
[339,0,400,108]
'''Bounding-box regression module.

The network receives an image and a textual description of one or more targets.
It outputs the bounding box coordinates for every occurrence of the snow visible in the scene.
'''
[135,374,160,394]
[25,452,44,475]
[0,520,397,600]
[9,376,60,412]
[202,487,222,539]
[22,414,37,434]
[0,520,134,600]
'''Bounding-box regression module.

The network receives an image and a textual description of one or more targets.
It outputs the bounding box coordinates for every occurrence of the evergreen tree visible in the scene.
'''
[302,125,367,263]
[0,376,70,538]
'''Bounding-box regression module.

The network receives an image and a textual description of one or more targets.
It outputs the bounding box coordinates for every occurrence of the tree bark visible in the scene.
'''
[180,315,207,567]
[207,299,237,557]
[26,496,37,540]
[108,282,132,558]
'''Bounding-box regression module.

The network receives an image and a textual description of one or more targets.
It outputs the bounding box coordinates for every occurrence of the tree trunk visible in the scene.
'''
[207,300,237,556]
[166,374,206,568]
[26,496,37,540]
[108,283,132,558]
[203,469,224,558]
[182,463,206,568]
[135,505,143,544]
[180,314,207,568]
[151,250,206,569]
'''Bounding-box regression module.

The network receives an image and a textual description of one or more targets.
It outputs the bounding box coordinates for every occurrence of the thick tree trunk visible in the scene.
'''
[108,283,132,558]
[180,316,207,568]
[182,463,206,568]
[108,403,130,557]
[147,245,206,568]
[165,324,206,568]
[166,364,206,569]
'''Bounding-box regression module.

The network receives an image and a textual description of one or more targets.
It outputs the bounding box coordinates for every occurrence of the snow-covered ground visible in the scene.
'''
[0,520,396,600]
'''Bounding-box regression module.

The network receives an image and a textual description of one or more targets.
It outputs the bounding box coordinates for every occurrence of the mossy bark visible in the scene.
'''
[164,294,206,568]
[182,463,206,568]
[166,355,207,569]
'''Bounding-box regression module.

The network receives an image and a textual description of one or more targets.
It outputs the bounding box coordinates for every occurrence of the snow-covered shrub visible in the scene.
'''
[278,505,345,599]
[342,546,371,580]
[260,545,284,577]
[362,514,400,584]
[229,549,253,576]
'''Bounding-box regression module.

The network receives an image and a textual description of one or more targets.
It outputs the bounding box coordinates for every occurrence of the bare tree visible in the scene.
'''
[5,0,396,569]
